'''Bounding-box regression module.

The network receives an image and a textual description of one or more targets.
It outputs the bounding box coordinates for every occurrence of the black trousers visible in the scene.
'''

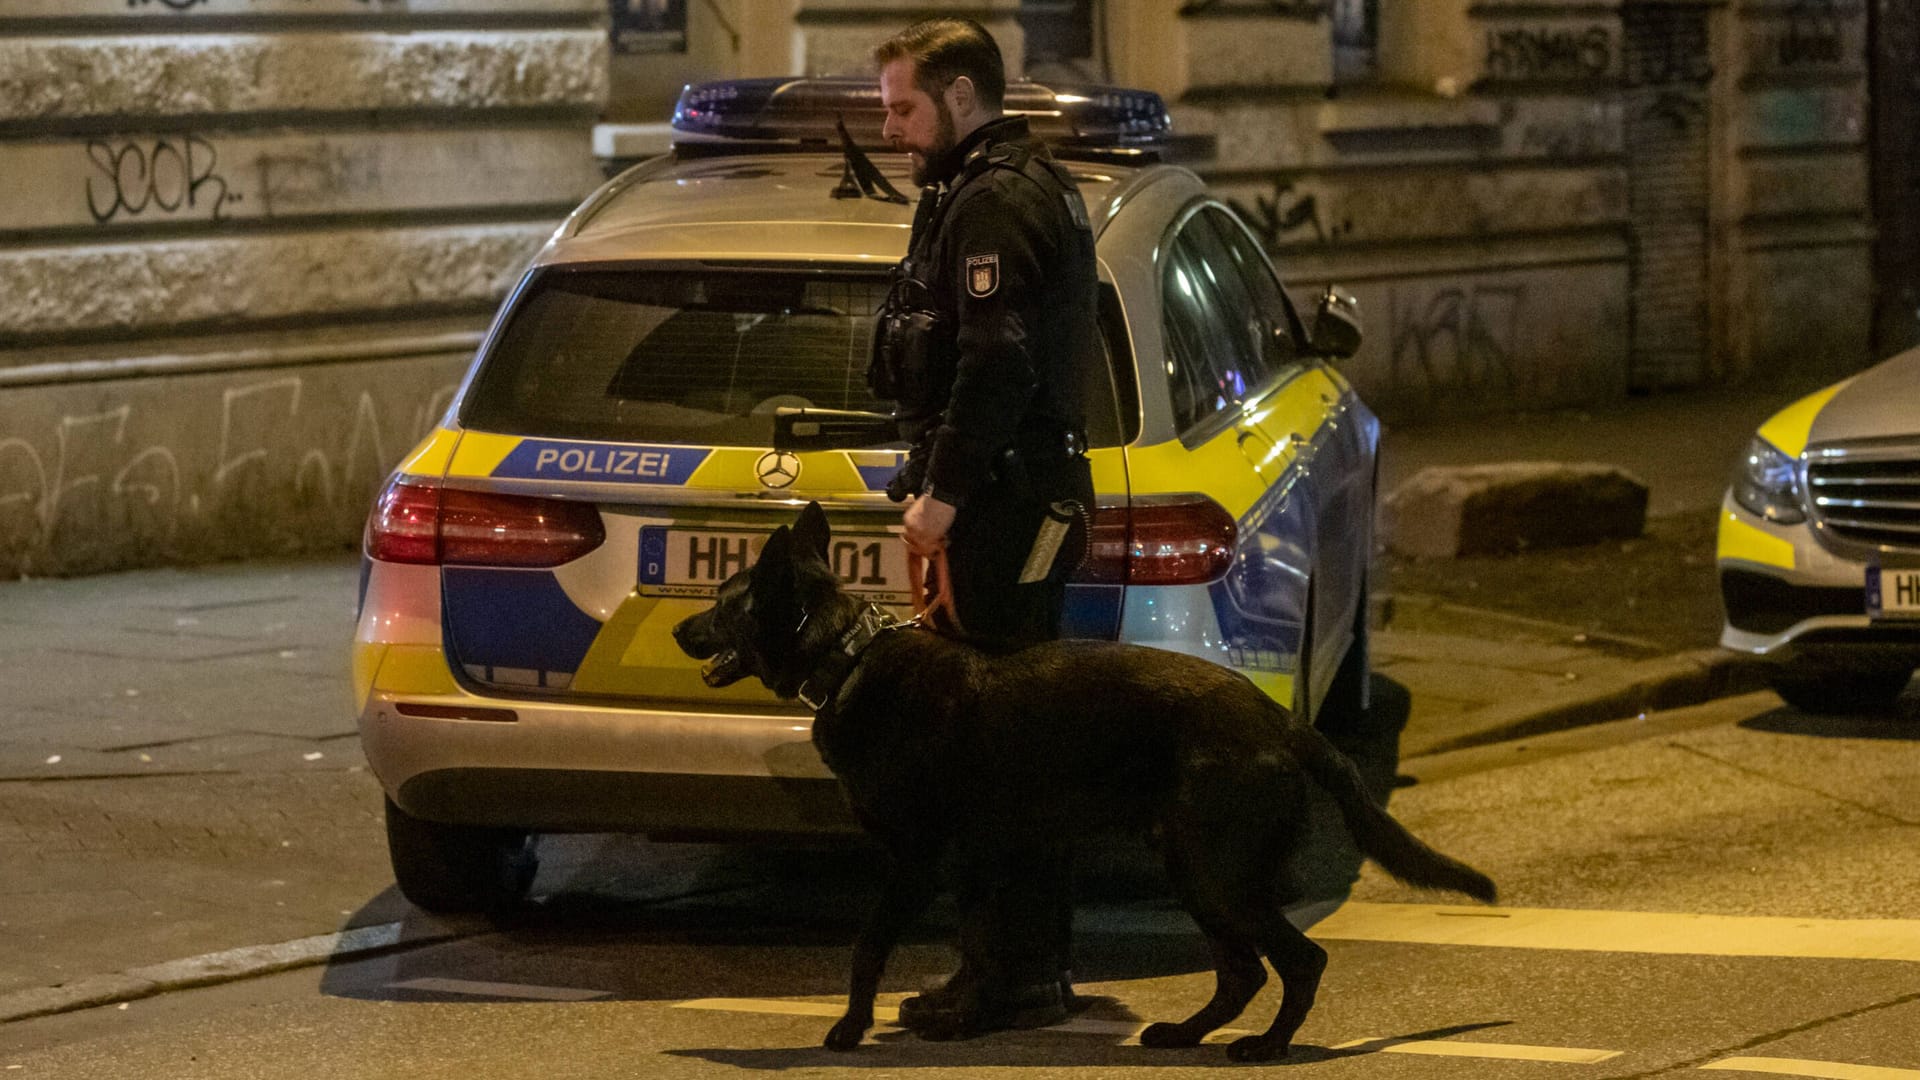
[923,455,1094,1000]
[937,456,1094,649]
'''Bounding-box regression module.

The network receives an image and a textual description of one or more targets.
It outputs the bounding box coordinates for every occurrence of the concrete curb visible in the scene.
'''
[1405,647,1767,759]
[0,922,472,1025]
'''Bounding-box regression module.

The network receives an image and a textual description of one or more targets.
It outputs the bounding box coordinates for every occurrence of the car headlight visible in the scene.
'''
[1730,436,1806,525]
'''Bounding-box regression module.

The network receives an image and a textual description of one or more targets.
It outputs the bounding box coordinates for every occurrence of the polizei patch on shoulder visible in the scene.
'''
[966,253,1000,298]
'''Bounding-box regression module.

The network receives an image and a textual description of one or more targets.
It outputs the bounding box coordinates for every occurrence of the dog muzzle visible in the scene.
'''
[701,649,748,687]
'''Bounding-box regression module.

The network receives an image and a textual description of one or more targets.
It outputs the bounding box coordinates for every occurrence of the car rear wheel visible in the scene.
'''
[1766,662,1915,715]
[383,796,538,914]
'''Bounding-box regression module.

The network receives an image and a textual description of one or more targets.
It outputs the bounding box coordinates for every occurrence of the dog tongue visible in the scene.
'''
[701,649,744,687]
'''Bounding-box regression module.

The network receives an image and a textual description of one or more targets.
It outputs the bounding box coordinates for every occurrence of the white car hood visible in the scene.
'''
[1808,345,1920,446]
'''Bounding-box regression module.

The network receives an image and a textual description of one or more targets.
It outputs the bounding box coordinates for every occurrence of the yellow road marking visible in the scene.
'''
[676,998,899,1022]
[1312,904,1920,963]
[1702,1057,1920,1080]
[1334,1037,1620,1064]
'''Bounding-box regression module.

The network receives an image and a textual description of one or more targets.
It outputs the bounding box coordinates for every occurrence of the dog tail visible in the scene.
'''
[1286,721,1497,904]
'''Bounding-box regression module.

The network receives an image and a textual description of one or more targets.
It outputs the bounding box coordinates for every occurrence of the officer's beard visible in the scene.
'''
[909,99,959,187]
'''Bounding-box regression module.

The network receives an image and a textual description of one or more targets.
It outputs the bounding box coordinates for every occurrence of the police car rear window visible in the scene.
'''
[462,266,1135,448]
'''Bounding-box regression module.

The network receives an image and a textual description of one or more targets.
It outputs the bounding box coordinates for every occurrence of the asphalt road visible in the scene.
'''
[4,688,1917,1079]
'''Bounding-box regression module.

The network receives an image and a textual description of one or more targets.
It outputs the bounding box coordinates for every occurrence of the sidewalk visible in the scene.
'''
[1367,380,1807,756]
[0,382,1809,1025]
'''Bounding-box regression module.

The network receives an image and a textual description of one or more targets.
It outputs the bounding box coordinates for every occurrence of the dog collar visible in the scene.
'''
[797,603,898,713]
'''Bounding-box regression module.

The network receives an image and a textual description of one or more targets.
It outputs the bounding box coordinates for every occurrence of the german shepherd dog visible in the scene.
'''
[673,503,1496,1060]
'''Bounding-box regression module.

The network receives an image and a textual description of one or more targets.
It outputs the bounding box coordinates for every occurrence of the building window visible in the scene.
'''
[1020,0,1102,81]
[609,0,687,55]
[1331,0,1377,83]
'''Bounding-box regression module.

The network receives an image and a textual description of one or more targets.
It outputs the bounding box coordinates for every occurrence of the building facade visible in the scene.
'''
[611,0,1907,418]
[0,0,607,575]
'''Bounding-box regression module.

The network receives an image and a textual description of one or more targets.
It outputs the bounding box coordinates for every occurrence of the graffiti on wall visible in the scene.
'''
[80,135,381,226]
[1519,117,1615,158]
[0,373,458,574]
[1387,283,1528,397]
[1228,181,1343,247]
[1622,8,1714,135]
[1484,25,1613,80]
[86,137,243,224]
[1769,0,1847,69]
[251,142,381,217]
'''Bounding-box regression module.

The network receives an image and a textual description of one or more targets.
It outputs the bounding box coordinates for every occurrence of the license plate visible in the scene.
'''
[637,525,912,603]
[1867,565,1920,620]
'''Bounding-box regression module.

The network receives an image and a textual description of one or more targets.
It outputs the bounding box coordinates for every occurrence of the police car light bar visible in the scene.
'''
[672,77,1173,158]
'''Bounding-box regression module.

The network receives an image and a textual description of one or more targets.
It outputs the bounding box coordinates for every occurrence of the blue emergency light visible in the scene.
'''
[671,76,1173,159]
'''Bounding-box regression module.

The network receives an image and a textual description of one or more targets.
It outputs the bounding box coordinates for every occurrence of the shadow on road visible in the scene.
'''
[318,673,1413,1004]
[1739,698,1920,739]
[660,1020,1512,1070]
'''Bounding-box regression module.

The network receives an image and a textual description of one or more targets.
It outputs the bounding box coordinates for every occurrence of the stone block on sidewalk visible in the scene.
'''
[1382,462,1649,558]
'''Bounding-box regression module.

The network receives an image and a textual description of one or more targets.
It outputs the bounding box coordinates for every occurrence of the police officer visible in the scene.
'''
[870,16,1099,1034]
[874,17,1098,649]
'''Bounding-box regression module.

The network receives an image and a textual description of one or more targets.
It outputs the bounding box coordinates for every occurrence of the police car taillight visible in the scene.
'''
[671,76,1172,157]
[365,478,605,568]
[1076,495,1237,587]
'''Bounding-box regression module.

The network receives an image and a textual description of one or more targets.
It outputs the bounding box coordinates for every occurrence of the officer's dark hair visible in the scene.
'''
[872,17,1006,112]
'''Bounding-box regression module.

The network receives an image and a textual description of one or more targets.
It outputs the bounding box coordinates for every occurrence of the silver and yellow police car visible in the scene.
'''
[354,78,1380,912]
[1718,345,1920,714]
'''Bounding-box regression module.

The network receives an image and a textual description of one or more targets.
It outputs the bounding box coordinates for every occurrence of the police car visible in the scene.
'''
[1718,346,1920,714]
[354,77,1380,912]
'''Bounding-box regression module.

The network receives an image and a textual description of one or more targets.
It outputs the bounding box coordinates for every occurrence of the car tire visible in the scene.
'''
[383,796,538,914]
[1767,663,1915,715]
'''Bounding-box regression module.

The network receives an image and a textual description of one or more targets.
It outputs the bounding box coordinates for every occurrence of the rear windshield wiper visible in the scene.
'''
[831,117,909,205]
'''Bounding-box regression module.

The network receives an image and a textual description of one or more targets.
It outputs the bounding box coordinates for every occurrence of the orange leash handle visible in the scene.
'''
[906,544,964,636]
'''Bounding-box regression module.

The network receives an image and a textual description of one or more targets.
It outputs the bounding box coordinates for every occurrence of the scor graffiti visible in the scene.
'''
[86,136,241,225]
[1484,26,1613,80]
[1388,284,1527,396]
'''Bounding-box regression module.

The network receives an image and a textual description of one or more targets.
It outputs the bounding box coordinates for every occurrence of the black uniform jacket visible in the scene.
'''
[905,116,1101,507]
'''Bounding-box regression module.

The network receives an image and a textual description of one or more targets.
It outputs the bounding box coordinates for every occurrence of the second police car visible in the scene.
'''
[354,78,1381,912]
[1718,345,1920,714]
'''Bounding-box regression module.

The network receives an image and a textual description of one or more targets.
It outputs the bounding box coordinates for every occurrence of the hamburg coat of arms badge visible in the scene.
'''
[966,253,999,299]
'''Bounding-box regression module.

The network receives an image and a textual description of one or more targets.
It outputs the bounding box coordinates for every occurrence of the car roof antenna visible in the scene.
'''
[832,116,909,205]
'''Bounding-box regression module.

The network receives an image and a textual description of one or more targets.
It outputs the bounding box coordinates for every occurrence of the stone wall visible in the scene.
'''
[1113,0,1877,418]
[0,0,607,576]
[1129,0,1631,419]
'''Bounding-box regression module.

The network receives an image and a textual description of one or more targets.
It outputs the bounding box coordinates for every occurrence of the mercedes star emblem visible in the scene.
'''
[755,450,800,489]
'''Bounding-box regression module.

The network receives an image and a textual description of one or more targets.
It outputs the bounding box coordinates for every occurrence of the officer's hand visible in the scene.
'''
[902,495,956,556]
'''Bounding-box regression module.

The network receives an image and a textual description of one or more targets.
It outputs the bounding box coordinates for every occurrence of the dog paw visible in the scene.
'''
[823,1017,868,1051]
[1139,1022,1202,1049]
[1226,1035,1286,1062]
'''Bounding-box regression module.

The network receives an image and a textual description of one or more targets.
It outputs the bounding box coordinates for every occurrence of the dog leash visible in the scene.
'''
[906,543,965,636]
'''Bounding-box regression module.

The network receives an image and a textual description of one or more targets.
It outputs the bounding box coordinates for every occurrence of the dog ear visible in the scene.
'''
[792,501,831,564]
[755,525,793,570]
[750,525,796,601]
[750,525,804,634]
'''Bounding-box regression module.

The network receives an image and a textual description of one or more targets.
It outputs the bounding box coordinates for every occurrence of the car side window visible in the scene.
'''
[1202,206,1301,374]
[1161,207,1281,435]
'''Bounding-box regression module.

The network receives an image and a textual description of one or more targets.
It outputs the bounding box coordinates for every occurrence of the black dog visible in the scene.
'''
[673,503,1496,1060]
